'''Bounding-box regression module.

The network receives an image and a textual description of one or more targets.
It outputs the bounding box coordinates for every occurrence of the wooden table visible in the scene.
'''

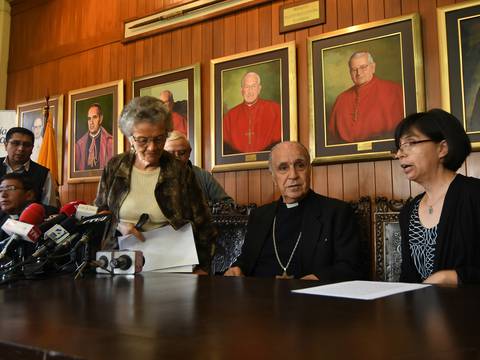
[0,273,479,359]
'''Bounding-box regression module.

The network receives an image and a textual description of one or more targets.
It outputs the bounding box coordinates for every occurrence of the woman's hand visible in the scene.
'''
[193,268,208,275]
[117,222,145,242]
[423,270,458,285]
[224,266,243,276]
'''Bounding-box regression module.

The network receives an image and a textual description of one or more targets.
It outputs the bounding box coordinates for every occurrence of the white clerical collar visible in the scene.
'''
[89,128,101,139]
[285,202,299,208]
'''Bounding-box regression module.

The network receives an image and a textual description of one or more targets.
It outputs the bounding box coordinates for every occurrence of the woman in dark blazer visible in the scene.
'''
[395,109,480,285]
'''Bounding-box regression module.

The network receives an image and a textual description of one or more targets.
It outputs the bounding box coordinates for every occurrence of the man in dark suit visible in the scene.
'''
[224,141,361,281]
[0,127,57,208]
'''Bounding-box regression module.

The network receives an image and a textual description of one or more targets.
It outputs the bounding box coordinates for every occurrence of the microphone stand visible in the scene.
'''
[74,239,90,279]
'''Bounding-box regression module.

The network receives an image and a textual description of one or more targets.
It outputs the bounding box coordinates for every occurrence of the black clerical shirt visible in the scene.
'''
[252,199,305,278]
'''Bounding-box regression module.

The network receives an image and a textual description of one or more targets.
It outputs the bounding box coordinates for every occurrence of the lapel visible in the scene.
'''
[298,191,324,268]
[250,201,278,259]
[432,174,460,270]
[156,151,177,186]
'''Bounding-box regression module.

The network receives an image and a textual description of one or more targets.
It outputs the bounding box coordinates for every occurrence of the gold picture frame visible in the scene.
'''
[132,64,202,166]
[67,80,124,183]
[211,42,298,172]
[438,0,480,148]
[308,13,425,164]
[17,95,65,184]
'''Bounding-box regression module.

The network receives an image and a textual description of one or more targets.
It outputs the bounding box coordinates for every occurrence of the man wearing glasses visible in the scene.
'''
[164,131,233,204]
[224,141,362,280]
[75,103,113,171]
[0,127,56,208]
[328,51,404,144]
[0,173,37,242]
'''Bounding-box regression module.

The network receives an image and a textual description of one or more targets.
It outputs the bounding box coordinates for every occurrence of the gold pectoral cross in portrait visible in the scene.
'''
[245,113,255,145]
[244,127,255,145]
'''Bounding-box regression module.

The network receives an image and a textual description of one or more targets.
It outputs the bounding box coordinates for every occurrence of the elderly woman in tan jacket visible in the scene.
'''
[95,96,216,273]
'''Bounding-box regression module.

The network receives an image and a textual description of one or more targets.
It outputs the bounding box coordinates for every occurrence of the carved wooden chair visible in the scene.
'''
[209,202,256,274]
[349,196,372,280]
[374,197,408,282]
[209,197,373,277]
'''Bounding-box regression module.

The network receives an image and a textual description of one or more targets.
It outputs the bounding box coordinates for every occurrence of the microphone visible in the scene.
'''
[18,203,46,226]
[31,217,79,258]
[75,204,98,220]
[61,200,86,217]
[37,200,85,234]
[0,203,45,259]
[134,213,149,231]
[53,214,111,253]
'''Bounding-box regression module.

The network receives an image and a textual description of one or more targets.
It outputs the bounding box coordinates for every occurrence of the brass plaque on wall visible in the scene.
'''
[280,0,325,33]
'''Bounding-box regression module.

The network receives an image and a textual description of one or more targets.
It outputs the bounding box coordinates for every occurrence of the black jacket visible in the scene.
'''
[400,175,480,284]
[235,190,362,281]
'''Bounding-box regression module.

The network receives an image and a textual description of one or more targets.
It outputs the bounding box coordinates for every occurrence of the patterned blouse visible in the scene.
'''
[408,198,438,280]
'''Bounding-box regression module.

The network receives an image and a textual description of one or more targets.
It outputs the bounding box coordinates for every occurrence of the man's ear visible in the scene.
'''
[24,190,36,202]
[371,62,376,74]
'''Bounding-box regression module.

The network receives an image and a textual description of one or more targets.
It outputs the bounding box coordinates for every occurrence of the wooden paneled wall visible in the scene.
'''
[6,0,480,206]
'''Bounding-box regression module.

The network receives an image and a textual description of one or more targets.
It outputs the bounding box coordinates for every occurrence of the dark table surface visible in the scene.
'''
[0,273,479,360]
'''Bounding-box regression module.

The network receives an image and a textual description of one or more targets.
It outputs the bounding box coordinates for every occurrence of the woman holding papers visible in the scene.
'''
[394,109,480,285]
[95,96,216,273]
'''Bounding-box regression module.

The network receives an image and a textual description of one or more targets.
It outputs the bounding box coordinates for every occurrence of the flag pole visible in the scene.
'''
[43,94,50,126]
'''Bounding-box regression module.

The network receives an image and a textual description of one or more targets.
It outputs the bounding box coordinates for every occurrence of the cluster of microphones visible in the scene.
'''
[0,201,144,285]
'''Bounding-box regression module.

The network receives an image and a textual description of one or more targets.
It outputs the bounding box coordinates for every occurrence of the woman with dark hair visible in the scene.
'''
[394,108,480,284]
[95,96,216,273]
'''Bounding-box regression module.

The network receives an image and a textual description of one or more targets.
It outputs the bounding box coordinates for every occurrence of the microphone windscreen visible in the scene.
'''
[19,203,46,226]
[60,200,86,217]
[37,213,67,234]
[59,217,78,233]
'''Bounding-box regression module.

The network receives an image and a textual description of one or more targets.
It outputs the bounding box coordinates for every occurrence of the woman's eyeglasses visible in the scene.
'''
[131,135,167,147]
[393,139,434,155]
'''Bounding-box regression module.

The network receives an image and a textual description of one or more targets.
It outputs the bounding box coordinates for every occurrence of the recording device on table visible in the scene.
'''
[91,213,149,275]
[0,201,112,284]
[95,250,144,275]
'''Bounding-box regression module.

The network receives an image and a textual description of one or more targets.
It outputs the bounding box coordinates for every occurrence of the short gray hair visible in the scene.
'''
[268,141,311,173]
[167,130,191,150]
[241,72,261,87]
[119,96,172,137]
[348,51,375,67]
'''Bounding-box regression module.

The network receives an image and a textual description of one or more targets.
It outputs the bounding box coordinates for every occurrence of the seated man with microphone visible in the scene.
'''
[0,173,39,243]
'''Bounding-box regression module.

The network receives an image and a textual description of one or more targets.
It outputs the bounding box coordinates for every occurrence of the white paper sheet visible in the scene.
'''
[118,223,198,272]
[292,280,430,300]
[152,265,193,273]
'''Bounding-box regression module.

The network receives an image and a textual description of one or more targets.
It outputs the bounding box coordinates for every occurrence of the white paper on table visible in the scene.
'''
[152,265,193,273]
[118,223,198,272]
[292,280,430,300]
